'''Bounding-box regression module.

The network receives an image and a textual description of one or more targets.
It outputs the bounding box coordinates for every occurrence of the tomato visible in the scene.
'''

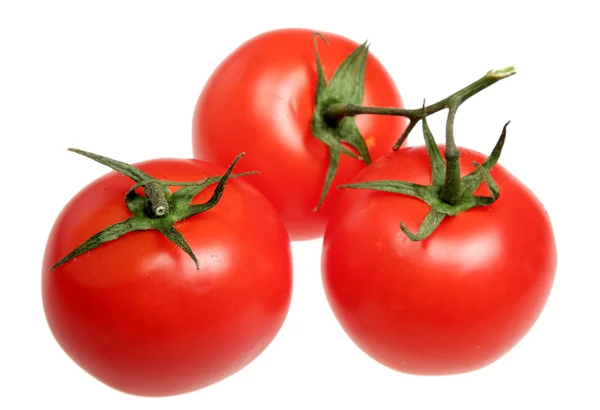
[192,28,407,241]
[321,143,557,375]
[42,153,293,396]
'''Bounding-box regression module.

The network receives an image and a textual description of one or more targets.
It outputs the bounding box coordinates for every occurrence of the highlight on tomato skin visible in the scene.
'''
[191,27,408,241]
[320,145,557,376]
[41,153,294,397]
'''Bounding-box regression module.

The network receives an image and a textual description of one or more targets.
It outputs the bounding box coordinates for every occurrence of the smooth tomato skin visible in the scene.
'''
[322,146,557,375]
[192,28,407,241]
[42,158,293,396]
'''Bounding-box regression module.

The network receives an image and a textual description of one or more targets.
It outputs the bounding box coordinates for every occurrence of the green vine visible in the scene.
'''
[307,30,514,211]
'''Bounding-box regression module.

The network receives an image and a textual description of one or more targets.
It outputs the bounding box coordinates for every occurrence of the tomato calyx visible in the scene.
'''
[311,33,373,210]
[341,118,509,240]
[50,150,256,271]
[337,66,517,241]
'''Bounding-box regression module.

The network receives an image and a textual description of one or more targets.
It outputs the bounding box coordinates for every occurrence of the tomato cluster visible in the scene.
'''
[42,28,557,396]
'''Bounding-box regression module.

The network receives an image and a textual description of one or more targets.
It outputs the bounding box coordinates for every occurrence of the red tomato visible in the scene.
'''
[192,28,407,241]
[42,157,293,396]
[321,145,557,375]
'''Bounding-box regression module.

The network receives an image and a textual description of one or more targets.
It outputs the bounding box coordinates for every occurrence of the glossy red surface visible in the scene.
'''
[322,146,557,375]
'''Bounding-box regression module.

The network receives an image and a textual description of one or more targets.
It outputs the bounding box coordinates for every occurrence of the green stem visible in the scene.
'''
[145,181,170,217]
[439,106,461,205]
[325,100,438,121]
[324,66,516,150]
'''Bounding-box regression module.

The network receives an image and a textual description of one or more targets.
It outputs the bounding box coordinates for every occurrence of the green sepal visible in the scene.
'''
[400,209,446,242]
[51,151,254,271]
[461,121,509,194]
[323,40,369,105]
[179,152,243,219]
[313,33,329,99]
[315,150,341,212]
[311,33,373,210]
[125,189,147,216]
[51,216,155,270]
[466,161,501,207]
[422,115,445,186]
[158,225,199,269]
[339,179,433,203]
[68,148,152,182]
[337,117,371,162]
[312,126,361,161]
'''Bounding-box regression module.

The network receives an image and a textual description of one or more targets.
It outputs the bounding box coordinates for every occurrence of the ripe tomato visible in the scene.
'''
[42,155,293,396]
[192,28,407,241]
[321,145,557,375]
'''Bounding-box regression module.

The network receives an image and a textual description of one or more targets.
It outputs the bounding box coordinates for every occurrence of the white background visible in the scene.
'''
[1,1,598,409]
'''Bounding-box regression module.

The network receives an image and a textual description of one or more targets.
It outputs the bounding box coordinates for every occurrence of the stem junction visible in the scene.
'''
[308,30,515,213]
[325,66,515,151]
